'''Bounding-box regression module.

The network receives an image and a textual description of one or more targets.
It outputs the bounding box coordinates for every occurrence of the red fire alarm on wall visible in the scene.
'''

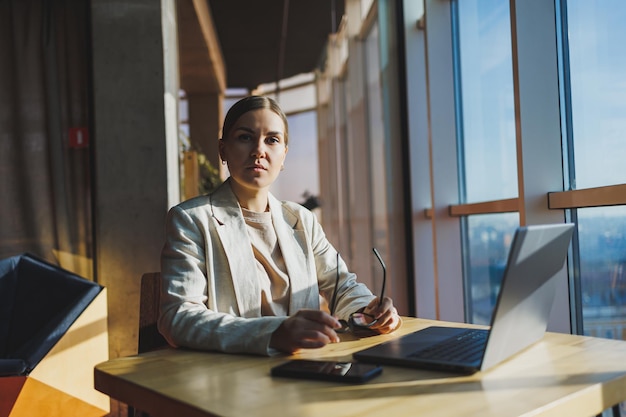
[68,127,89,148]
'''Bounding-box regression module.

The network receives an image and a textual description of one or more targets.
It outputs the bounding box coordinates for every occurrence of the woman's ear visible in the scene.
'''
[218,138,226,162]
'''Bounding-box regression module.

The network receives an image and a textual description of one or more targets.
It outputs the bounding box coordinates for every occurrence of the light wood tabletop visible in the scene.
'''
[94,317,626,417]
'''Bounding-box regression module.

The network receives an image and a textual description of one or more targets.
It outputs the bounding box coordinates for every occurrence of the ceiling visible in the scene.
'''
[207,0,345,91]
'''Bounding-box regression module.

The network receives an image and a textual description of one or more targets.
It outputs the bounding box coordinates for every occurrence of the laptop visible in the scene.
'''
[353,223,575,374]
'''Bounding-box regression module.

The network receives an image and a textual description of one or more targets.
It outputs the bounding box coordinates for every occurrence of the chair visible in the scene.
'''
[128,272,168,417]
[138,272,168,353]
[0,253,109,416]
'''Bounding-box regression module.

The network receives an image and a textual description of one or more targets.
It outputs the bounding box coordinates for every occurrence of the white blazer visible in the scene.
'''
[158,179,375,355]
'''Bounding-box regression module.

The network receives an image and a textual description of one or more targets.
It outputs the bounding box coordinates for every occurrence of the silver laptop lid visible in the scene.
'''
[481,223,574,370]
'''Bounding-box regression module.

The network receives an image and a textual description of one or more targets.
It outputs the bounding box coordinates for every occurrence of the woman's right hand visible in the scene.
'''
[269,309,342,354]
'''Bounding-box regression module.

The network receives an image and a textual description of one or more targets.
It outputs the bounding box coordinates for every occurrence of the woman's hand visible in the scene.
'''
[270,309,342,354]
[363,296,402,334]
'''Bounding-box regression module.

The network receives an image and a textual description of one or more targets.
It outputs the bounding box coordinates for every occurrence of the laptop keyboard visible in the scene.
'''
[408,328,488,363]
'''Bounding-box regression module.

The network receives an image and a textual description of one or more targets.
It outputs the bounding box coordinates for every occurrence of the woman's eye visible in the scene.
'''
[267,136,280,144]
[237,134,252,141]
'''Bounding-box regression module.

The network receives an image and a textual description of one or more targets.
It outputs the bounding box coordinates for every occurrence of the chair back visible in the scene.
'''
[138,272,168,353]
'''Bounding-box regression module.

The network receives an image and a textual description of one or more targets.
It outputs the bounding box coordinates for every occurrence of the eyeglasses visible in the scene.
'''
[329,248,387,336]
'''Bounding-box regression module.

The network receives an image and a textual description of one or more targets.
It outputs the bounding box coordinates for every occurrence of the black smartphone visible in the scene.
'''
[271,359,382,383]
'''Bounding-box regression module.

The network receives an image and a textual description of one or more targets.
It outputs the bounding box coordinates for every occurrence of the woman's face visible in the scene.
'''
[219,108,288,195]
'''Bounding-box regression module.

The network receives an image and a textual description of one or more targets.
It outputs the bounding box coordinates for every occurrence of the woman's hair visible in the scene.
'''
[221,96,289,145]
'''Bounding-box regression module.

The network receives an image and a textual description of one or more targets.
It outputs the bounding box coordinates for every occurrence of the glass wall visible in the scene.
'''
[314,0,410,313]
[271,110,320,204]
[450,0,626,340]
[364,21,389,259]
[565,0,626,340]
[455,0,517,203]
[319,0,626,344]
[464,213,519,324]
[578,207,626,339]
[454,0,518,323]
[320,0,626,413]
[567,1,626,189]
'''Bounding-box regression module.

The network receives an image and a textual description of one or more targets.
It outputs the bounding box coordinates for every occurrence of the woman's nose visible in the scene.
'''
[251,140,267,158]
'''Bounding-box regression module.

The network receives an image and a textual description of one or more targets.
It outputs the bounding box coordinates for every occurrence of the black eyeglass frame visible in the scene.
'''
[329,248,387,335]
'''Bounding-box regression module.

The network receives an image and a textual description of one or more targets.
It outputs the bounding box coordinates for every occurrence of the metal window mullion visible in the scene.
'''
[509,0,570,333]
[424,0,464,323]
[402,0,436,319]
[554,0,583,335]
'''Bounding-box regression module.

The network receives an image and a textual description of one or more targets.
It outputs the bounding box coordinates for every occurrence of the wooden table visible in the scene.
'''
[94,318,626,417]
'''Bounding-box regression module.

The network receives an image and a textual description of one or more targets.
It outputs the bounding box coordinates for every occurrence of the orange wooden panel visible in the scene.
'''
[0,376,27,417]
[8,377,106,417]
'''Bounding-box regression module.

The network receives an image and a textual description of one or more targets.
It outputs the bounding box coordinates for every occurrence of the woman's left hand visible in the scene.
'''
[362,296,402,334]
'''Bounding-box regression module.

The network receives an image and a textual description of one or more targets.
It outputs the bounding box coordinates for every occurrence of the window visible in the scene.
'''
[566,1,626,189]
[563,0,626,340]
[455,0,517,203]
[464,213,519,324]
[454,0,518,323]
[577,207,626,339]
[271,110,320,204]
[364,21,389,259]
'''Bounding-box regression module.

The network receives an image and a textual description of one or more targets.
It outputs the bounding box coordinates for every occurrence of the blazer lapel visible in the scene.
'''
[269,195,317,314]
[210,182,262,317]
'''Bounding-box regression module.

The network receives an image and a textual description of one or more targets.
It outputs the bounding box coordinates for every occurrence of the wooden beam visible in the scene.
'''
[177,0,226,93]
[448,198,520,217]
[548,184,626,209]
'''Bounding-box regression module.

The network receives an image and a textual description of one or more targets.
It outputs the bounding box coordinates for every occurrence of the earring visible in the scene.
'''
[222,160,226,165]
[280,164,285,171]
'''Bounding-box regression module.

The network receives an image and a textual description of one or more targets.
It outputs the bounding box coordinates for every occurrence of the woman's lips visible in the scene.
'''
[248,164,267,171]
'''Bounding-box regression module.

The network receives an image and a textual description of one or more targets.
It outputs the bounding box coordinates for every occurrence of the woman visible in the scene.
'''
[158,96,401,355]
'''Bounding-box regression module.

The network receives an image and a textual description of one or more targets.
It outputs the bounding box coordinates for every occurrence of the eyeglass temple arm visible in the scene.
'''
[372,248,386,307]
[331,250,386,314]
[329,252,340,316]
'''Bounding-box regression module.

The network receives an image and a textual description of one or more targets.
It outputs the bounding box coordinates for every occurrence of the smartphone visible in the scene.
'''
[271,359,382,383]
